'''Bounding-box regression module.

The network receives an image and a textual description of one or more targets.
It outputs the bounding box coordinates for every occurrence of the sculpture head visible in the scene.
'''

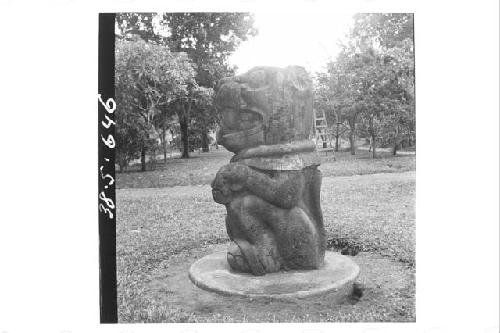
[214,66,313,153]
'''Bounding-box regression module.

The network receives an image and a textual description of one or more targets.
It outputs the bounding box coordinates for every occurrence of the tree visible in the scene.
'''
[115,103,142,172]
[116,13,257,158]
[115,37,197,170]
[116,13,168,44]
[317,57,363,155]
[314,72,354,152]
[315,13,415,158]
[171,85,216,156]
[163,13,257,157]
[351,13,414,49]
[152,104,178,163]
[190,86,217,152]
[163,13,257,86]
[349,14,415,157]
[345,105,361,155]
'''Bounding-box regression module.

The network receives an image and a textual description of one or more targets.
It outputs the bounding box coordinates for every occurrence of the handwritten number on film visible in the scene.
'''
[98,94,116,219]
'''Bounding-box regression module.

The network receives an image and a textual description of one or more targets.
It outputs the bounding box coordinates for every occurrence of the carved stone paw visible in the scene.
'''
[227,243,251,273]
[227,239,281,276]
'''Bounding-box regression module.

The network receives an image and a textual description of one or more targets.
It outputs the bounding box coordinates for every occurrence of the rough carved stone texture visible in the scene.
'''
[211,66,326,276]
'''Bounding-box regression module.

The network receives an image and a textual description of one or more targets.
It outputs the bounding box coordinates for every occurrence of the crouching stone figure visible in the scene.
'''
[211,66,326,276]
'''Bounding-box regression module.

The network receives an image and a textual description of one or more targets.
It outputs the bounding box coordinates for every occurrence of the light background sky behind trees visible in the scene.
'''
[228,11,355,74]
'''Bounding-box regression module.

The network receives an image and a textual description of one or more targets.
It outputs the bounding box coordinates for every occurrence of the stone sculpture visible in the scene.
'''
[211,66,326,276]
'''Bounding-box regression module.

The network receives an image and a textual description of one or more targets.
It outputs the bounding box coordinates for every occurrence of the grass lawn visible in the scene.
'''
[116,171,415,322]
[116,147,415,189]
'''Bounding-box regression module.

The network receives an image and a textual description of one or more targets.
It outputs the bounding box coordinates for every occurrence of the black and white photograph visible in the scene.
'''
[0,1,498,332]
[110,11,417,323]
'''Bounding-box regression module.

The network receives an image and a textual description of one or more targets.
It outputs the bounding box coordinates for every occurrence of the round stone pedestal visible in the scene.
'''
[189,251,360,300]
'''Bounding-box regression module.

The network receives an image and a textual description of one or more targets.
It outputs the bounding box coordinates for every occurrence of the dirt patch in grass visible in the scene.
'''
[120,244,414,323]
[116,172,415,322]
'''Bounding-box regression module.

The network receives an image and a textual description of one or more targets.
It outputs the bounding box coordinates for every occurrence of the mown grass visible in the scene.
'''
[116,147,415,189]
[322,173,415,266]
[116,172,415,322]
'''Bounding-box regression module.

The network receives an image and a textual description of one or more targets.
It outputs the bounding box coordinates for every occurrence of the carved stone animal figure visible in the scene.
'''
[212,66,326,276]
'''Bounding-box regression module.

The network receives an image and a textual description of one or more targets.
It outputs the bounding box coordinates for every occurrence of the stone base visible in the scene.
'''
[188,251,360,300]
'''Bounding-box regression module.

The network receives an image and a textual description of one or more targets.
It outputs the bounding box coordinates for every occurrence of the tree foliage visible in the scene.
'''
[162,13,256,156]
[115,37,197,170]
[115,13,257,159]
[315,13,415,157]
[163,13,257,87]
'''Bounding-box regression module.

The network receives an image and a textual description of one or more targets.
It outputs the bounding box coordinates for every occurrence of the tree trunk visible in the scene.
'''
[393,126,399,155]
[334,121,340,152]
[349,131,355,155]
[160,127,167,163]
[141,146,147,171]
[371,135,377,159]
[201,128,209,152]
[180,116,189,159]
[348,116,356,155]
[163,141,167,163]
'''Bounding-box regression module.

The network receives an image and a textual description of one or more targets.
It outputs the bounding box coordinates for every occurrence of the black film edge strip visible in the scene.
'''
[98,13,117,324]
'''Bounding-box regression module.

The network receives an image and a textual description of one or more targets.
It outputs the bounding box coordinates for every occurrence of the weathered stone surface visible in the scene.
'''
[215,66,314,150]
[188,250,359,300]
[210,66,326,276]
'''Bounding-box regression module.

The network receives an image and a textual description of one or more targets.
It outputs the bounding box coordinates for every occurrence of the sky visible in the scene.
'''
[228,11,356,75]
